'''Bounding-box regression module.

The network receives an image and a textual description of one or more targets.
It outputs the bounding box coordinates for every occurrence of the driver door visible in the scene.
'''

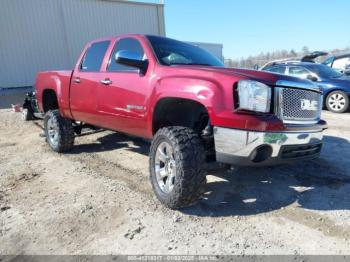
[97,37,150,137]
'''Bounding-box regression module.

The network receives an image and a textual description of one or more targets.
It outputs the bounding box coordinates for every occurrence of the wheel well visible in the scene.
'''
[152,98,210,135]
[42,89,59,112]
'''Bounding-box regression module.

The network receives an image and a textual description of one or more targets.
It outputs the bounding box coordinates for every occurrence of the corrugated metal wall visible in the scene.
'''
[0,0,165,88]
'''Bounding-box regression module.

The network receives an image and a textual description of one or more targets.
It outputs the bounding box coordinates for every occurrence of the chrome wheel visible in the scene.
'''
[21,109,28,121]
[150,127,206,209]
[329,93,346,111]
[155,141,176,194]
[47,118,59,147]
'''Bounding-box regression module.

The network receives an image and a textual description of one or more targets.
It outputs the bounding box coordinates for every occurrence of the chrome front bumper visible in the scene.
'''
[213,127,324,166]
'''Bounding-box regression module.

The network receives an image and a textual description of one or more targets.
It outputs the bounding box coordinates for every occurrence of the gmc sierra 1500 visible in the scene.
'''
[36,34,327,209]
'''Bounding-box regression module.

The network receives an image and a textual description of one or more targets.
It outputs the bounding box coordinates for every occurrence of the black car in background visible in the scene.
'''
[262,62,350,113]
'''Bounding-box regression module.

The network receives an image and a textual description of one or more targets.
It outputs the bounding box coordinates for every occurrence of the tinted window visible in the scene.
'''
[147,35,224,67]
[265,66,286,74]
[322,57,334,67]
[108,38,145,72]
[306,64,343,78]
[288,66,310,78]
[80,41,110,72]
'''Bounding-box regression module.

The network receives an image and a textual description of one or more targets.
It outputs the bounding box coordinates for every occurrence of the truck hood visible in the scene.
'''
[177,65,319,90]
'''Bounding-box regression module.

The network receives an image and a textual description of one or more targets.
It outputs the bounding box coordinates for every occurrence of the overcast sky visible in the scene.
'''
[164,0,350,59]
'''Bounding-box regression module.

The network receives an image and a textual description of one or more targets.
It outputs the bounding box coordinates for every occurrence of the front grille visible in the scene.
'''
[276,87,322,123]
[280,143,322,159]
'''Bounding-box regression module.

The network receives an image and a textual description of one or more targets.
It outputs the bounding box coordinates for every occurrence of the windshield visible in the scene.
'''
[146,35,224,67]
[307,64,343,78]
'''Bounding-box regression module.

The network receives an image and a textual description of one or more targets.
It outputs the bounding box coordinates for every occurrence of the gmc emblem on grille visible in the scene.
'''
[300,99,318,111]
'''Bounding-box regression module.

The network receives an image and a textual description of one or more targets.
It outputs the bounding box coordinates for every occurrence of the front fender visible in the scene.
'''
[147,76,288,134]
[155,76,227,107]
[146,76,230,136]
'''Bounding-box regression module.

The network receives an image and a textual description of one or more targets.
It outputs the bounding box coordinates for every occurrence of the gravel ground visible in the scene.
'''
[0,109,349,255]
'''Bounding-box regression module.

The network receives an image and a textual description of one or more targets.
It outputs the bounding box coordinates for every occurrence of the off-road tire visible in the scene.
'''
[44,110,75,152]
[149,126,207,209]
[22,108,34,121]
[326,91,349,113]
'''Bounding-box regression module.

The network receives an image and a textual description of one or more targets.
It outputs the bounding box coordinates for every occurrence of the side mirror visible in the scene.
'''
[306,74,318,82]
[115,50,148,74]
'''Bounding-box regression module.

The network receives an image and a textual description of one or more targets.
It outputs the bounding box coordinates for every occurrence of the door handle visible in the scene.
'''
[100,79,112,85]
[73,77,81,84]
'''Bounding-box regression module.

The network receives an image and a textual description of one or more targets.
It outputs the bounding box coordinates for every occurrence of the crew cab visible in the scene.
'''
[36,34,327,209]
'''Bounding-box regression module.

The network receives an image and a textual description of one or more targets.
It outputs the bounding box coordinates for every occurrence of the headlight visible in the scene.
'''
[237,80,271,113]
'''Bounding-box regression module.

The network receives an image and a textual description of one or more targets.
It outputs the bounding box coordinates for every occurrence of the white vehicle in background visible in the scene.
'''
[260,51,328,70]
[260,51,350,76]
[322,54,350,75]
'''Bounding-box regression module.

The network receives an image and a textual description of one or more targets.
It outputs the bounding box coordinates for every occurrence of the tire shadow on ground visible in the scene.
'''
[34,124,350,217]
[68,132,150,156]
[182,135,350,217]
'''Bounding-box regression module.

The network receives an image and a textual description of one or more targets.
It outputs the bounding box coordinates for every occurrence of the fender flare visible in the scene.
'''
[147,77,226,136]
[40,75,63,115]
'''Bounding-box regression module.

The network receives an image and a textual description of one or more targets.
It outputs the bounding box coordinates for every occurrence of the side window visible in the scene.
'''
[80,41,110,72]
[333,57,350,71]
[288,66,310,78]
[323,57,334,67]
[265,66,286,74]
[108,38,145,72]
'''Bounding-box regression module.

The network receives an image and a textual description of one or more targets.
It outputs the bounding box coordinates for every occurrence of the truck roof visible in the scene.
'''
[87,34,177,45]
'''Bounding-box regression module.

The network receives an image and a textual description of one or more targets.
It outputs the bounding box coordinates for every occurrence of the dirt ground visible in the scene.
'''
[0,108,350,255]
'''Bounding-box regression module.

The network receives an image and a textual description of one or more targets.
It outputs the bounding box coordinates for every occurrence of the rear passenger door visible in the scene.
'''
[70,40,110,125]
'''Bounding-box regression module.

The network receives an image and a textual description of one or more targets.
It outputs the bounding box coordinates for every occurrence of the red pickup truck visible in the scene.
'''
[36,34,327,209]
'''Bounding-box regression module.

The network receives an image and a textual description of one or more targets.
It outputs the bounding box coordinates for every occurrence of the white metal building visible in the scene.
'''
[0,0,165,88]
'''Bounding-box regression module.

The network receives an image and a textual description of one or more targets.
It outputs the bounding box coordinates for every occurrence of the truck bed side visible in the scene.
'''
[35,70,74,119]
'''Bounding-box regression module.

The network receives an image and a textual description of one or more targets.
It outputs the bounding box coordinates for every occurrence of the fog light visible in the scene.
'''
[250,145,272,163]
